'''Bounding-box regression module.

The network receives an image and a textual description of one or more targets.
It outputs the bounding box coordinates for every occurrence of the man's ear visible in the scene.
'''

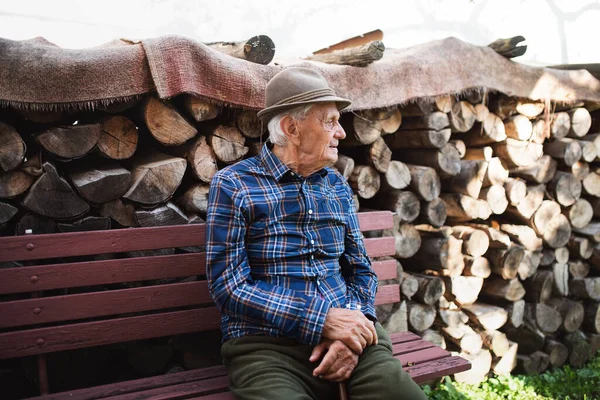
[280,115,301,145]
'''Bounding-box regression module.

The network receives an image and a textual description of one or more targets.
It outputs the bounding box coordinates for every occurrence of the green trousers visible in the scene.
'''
[221,323,427,400]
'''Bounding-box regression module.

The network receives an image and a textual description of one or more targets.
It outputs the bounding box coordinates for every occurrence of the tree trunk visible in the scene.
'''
[349,165,380,199]
[36,123,100,159]
[97,116,138,160]
[493,138,543,168]
[123,153,187,206]
[406,165,440,201]
[0,121,26,172]
[396,143,461,178]
[504,178,527,206]
[207,35,275,64]
[183,96,221,122]
[510,155,557,184]
[144,97,197,146]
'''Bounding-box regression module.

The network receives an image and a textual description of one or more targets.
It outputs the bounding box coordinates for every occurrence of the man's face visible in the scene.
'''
[295,103,346,170]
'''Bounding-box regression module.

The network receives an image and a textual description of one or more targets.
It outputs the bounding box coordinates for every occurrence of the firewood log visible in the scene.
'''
[563,198,593,229]
[582,133,600,161]
[462,113,506,146]
[488,94,517,120]
[502,322,545,354]
[397,111,449,131]
[392,224,422,259]
[384,128,451,149]
[492,341,518,375]
[454,349,491,384]
[479,184,508,214]
[517,100,545,118]
[543,338,569,367]
[449,101,476,133]
[381,301,408,334]
[448,139,466,158]
[559,159,589,181]
[591,197,600,218]
[400,96,453,116]
[510,155,557,184]
[463,256,491,278]
[504,178,527,206]
[550,112,571,139]
[379,108,403,135]
[68,165,132,205]
[307,40,384,67]
[564,331,591,368]
[477,329,510,357]
[572,222,600,243]
[569,277,600,301]
[582,167,600,196]
[462,303,508,331]
[524,302,562,334]
[401,273,419,299]
[493,138,543,168]
[504,115,533,141]
[405,165,440,201]
[442,193,491,222]
[57,216,111,233]
[547,297,584,333]
[500,224,543,251]
[443,160,488,198]
[15,213,57,235]
[407,301,436,331]
[135,202,189,227]
[0,202,17,224]
[419,329,446,349]
[416,198,447,227]
[569,259,591,279]
[544,138,582,167]
[553,262,570,297]
[0,121,26,172]
[123,153,187,206]
[371,189,418,221]
[450,226,489,257]
[523,270,554,303]
[442,323,483,355]
[463,146,492,161]
[36,123,100,159]
[351,137,392,173]
[437,308,469,327]
[532,200,572,248]
[516,351,550,374]
[518,250,542,280]
[411,273,445,305]
[483,158,509,187]
[530,119,549,144]
[98,199,137,227]
[183,95,221,122]
[236,110,262,139]
[349,165,380,199]
[409,235,465,276]
[334,154,355,180]
[465,223,512,249]
[206,35,275,64]
[379,160,410,190]
[442,276,483,306]
[583,302,600,333]
[0,169,36,199]
[340,110,382,146]
[567,107,592,138]
[208,125,249,164]
[488,246,525,280]
[177,183,210,215]
[474,103,489,122]
[506,299,526,328]
[505,184,545,220]
[579,140,598,162]
[22,163,89,220]
[396,143,461,178]
[144,97,197,146]
[97,116,138,160]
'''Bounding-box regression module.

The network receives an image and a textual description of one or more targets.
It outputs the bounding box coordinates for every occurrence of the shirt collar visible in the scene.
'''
[258,141,328,182]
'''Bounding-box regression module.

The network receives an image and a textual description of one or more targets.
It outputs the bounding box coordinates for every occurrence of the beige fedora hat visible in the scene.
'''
[257,67,351,123]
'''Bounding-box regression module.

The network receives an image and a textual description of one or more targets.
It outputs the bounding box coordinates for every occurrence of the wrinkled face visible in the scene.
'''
[295,103,346,170]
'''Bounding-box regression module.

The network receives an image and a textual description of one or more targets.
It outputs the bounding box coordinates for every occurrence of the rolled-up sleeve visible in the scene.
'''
[206,172,331,345]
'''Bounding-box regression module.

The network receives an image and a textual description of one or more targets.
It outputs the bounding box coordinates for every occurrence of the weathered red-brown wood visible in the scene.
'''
[357,210,394,231]
[375,284,401,305]
[372,259,398,280]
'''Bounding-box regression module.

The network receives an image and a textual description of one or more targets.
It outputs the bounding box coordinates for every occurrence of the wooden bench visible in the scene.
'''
[0,210,470,399]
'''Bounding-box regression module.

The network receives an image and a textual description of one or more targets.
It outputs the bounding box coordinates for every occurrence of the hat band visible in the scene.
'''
[271,88,337,107]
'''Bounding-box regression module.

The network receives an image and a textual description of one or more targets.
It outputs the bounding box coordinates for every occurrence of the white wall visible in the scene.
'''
[0,0,599,66]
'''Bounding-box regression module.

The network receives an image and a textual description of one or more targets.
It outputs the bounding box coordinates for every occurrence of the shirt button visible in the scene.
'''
[310,254,314,259]
[308,209,313,214]
[316,280,321,286]
[310,240,315,245]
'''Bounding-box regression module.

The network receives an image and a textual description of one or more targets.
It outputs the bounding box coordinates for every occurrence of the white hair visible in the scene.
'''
[267,104,314,146]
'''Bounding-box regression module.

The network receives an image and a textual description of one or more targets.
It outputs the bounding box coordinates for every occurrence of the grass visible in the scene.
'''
[422,355,600,400]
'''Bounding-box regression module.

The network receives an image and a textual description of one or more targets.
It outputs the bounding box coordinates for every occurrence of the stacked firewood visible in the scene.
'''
[0,88,598,384]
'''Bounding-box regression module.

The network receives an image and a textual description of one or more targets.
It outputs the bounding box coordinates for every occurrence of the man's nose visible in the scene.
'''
[335,122,346,139]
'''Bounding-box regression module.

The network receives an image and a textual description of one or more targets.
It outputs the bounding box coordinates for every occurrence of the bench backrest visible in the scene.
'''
[0,210,397,361]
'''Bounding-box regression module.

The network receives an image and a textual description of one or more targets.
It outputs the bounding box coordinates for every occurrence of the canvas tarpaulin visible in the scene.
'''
[1,34,599,112]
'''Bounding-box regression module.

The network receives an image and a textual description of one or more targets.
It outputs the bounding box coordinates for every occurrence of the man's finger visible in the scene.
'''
[366,320,378,346]
[309,341,329,363]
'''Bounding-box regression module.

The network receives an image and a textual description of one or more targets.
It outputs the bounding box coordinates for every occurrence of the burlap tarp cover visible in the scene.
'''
[1,34,599,112]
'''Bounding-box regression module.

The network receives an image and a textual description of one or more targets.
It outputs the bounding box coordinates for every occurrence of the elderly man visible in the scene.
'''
[206,68,426,399]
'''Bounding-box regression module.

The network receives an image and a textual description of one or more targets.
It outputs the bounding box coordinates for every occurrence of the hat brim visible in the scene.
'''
[257,96,351,123]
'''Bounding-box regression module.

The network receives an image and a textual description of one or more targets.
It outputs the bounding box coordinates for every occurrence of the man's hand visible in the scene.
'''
[322,308,377,354]
[310,339,359,382]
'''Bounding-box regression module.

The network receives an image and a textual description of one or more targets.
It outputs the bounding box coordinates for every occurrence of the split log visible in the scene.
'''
[493,138,543,168]
[177,183,210,215]
[442,160,488,198]
[419,330,446,349]
[15,213,57,235]
[488,246,525,280]
[507,299,526,328]
[57,216,111,233]
[477,329,510,357]
[567,107,592,138]
[392,224,422,259]
[448,140,466,158]
[500,224,542,251]
[22,163,89,220]
[442,276,483,305]
[582,133,600,161]
[544,138,582,167]
[181,135,219,183]
[379,160,410,190]
[349,165,380,199]
[552,262,569,297]
[502,322,545,355]
[462,303,508,331]
[524,302,562,334]
[307,40,384,67]
[209,125,249,164]
[547,297,584,333]
[523,270,554,303]
[531,119,549,144]
[0,202,17,224]
[504,178,527,206]
[379,108,403,135]
[98,116,138,160]
[98,199,137,227]
[412,273,445,305]
[183,96,220,122]
[437,309,469,327]
[381,301,408,334]
[135,202,189,227]
[516,351,550,374]
[123,153,187,206]
[550,112,571,139]
[442,323,483,355]
[442,193,491,222]
[401,273,419,299]
[463,146,492,161]
[355,137,391,173]
[68,165,132,204]
[532,201,572,248]
[406,301,436,332]
[488,95,517,120]
[579,140,598,162]
[0,169,36,199]
[0,121,26,172]
[409,235,464,276]
[518,250,542,280]
[384,128,451,149]
[543,338,569,367]
[454,349,491,384]
[564,331,591,368]
[207,35,275,64]
[372,189,418,221]
[482,158,509,187]
[582,168,600,196]
[450,226,489,257]
[504,115,533,141]
[474,103,489,122]
[583,302,600,333]
[492,341,518,375]
[510,155,557,184]
[416,198,447,227]
[144,97,197,146]
[463,256,491,278]
[466,223,512,249]
[570,277,600,301]
[563,198,593,229]
[36,123,100,159]
[340,110,382,146]
[547,171,581,207]
[236,110,262,139]
[569,259,591,279]
[517,100,545,118]
[462,113,506,146]
[505,184,545,220]
[396,143,461,178]
[449,101,476,133]
[479,184,508,214]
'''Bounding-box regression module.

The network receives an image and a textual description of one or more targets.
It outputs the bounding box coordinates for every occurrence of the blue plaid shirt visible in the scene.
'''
[206,143,377,346]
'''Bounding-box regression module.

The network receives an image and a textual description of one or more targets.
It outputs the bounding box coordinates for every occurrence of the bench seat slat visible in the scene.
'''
[405,356,472,384]
[373,284,399,306]
[392,339,438,355]
[363,236,395,258]
[398,346,451,367]
[357,211,394,232]
[371,259,397,281]
[0,224,206,263]
[0,281,212,328]
[0,253,206,295]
